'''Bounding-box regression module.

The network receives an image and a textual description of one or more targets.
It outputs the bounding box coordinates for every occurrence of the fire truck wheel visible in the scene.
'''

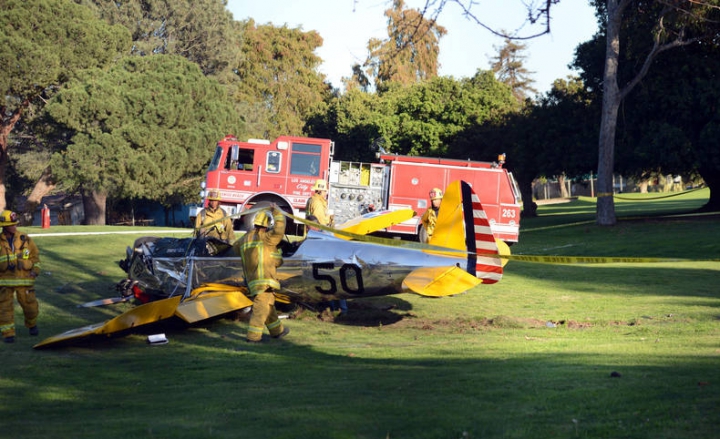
[241,201,273,231]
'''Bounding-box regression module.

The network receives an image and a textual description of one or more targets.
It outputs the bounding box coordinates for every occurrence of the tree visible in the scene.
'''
[45,55,241,224]
[414,1,720,225]
[491,38,538,102]
[587,0,720,225]
[311,71,517,162]
[450,76,597,217]
[235,19,333,139]
[387,71,517,157]
[306,88,385,162]
[364,0,447,91]
[0,0,131,215]
[595,38,720,209]
[75,0,239,77]
[575,0,720,225]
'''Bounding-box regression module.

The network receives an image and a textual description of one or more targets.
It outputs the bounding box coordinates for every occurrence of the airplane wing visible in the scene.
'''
[34,283,253,349]
[334,208,416,236]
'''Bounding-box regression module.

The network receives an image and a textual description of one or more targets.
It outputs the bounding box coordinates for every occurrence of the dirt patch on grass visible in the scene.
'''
[281,299,599,331]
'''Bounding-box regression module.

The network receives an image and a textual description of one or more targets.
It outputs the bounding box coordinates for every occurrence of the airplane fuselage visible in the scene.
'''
[277,230,466,303]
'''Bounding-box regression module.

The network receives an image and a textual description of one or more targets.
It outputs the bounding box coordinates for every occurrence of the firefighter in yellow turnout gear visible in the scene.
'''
[0,210,41,343]
[420,188,443,243]
[194,190,236,243]
[305,179,333,227]
[234,206,289,342]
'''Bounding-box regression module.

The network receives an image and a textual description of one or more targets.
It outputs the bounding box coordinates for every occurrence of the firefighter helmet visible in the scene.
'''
[312,179,327,191]
[253,210,271,227]
[206,190,221,201]
[429,188,443,201]
[0,210,18,227]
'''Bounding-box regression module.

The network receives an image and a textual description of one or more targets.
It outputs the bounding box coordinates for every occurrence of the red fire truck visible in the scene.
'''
[198,135,522,242]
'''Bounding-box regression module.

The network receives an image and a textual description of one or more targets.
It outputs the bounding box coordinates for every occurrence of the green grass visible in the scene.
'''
[2,191,719,439]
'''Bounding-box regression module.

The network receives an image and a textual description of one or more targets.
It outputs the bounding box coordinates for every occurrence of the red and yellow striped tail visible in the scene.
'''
[430,180,504,284]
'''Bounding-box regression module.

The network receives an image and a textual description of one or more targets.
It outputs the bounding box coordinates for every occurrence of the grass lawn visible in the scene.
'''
[1,189,718,439]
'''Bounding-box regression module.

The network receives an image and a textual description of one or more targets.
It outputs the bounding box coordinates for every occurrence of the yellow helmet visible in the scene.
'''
[206,190,221,201]
[0,210,18,227]
[312,179,327,191]
[253,210,270,227]
[429,188,443,201]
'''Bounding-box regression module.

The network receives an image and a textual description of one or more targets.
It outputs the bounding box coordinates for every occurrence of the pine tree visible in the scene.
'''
[491,38,537,102]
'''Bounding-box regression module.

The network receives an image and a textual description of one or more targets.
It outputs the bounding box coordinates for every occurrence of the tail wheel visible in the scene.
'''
[418,224,429,243]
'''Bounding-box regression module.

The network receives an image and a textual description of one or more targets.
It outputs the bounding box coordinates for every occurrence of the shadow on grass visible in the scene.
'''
[7,320,720,439]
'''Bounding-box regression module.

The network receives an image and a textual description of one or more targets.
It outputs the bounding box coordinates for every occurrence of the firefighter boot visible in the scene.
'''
[29,326,39,336]
[272,327,290,339]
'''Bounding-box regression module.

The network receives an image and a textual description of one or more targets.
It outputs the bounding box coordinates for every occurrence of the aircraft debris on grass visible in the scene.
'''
[34,181,509,348]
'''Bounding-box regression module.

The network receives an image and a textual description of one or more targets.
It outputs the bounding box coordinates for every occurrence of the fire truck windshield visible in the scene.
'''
[207,147,223,172]
[290,143,322,177]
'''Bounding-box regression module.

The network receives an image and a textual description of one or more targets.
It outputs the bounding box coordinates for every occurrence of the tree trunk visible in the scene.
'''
[0,147,7,213]
[0,104,26,212]
[557,174,569,198]
[698,165,720,211]
[519,178,537,218]
[596,0,623,226]
[81,189,107,225]
[19,166,56,226]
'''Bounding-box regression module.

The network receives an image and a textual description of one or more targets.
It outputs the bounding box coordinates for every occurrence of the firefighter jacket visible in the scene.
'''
[305,193,332,227]
[421,206,439,241]
[194,206,236,242]
[234,208,286,296]
[0,231,41,287]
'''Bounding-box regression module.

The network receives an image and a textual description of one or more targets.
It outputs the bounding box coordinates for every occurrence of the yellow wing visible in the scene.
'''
[34,284,254,349]
[335,209,415,237]
[402,266,482,297]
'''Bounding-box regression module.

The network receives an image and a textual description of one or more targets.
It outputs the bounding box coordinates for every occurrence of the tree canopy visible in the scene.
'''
[0,0,131,211]
[75,0,239,77]
[234,19,333,139]
[46,55,241,224]
[363,0,446,91]
[312,71,517,161]
[491,38,538,102]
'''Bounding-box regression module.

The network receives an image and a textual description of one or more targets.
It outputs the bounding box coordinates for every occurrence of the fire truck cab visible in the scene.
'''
[198,135,334,231]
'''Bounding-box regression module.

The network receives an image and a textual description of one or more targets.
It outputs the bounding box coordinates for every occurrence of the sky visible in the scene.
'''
[226,0,599,95]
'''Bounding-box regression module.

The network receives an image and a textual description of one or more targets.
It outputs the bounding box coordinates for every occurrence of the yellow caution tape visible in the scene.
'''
[196,206,720,266]
[503,254,720,264]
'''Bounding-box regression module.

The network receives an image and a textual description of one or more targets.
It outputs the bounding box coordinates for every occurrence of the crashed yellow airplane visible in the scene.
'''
[34,180,509,348]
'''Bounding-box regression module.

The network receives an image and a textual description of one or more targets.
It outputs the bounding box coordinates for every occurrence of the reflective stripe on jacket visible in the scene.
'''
[234,209,286,296]
[0,231,40,287]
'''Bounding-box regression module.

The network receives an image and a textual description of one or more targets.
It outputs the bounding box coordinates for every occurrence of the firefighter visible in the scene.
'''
[233,205,290,343]
[305,179,333,227]
[420,187,443,243]
[194,190,236,243]
[0,210,41,343]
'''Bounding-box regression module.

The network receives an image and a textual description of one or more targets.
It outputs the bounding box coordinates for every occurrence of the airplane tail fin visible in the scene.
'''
[429,180,504,284]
